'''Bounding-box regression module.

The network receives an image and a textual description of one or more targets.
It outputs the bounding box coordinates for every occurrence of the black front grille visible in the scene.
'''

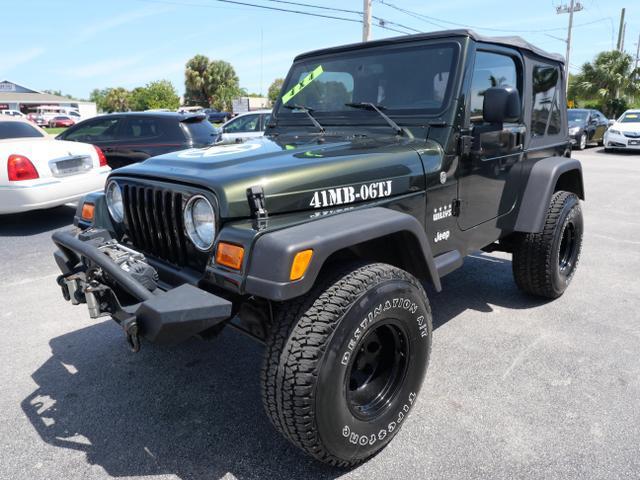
[119,181,209,271]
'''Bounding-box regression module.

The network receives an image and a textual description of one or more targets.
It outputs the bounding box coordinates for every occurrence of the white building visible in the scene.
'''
[0,80,97,118]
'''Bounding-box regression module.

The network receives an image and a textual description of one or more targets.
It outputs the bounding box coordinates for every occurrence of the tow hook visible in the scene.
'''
[122,316,141,353]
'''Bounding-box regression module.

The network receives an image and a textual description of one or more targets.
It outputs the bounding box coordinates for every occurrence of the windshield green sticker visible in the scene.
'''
[281,65,324,104]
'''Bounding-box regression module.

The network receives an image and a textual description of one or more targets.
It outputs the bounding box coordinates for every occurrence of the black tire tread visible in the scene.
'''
[512,191,581,298]
[260,262,429,467]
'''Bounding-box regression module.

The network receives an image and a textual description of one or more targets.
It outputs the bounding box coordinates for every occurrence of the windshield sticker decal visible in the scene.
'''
[281,65,324,104]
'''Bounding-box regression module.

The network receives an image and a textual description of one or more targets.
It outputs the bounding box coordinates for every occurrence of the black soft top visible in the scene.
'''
[295,29,564,65]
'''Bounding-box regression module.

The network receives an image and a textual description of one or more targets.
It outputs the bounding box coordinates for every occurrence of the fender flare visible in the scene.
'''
[244,207,441,301]
[514,156,584,233]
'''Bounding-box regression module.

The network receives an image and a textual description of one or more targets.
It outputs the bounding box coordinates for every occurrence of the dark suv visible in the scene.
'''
[57,112,217,169]
[51,29,583,468]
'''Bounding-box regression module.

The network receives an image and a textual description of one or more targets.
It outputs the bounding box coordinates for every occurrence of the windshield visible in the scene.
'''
[276,42,457,122]
[0,122,45,139]
[619,112,640,123]
[568,110,588,124]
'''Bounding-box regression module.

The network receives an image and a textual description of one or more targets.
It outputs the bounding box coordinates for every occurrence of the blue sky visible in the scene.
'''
[1,0,638,100]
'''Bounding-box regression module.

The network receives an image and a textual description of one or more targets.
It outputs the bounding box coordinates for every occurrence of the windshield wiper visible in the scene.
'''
[283,104,325,134]
[345,102,413,138]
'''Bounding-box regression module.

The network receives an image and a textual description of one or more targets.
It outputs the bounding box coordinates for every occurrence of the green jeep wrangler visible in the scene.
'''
[53,29,584,467]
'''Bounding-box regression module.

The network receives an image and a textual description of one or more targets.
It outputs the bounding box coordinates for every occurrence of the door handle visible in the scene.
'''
[102,147,114,152]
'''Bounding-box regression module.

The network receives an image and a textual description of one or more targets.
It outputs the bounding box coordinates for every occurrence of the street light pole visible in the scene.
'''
[363,0,372,42]
[557,0,583,91]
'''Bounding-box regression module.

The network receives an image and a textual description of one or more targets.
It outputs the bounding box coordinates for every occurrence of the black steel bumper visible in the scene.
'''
[52,229,232,348]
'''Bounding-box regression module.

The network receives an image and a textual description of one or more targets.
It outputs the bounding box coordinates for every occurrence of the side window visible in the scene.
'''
[532,65,562,136]
[63,117,120,141]
[469,51,519,123]
[121,118,162,139]
[224,114,260,133]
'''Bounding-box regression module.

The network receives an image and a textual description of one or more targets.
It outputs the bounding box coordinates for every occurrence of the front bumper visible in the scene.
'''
[52,229,232,348]
[604,133,640,149]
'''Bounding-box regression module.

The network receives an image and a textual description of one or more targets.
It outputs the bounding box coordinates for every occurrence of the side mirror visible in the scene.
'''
[608,119,615,126]
[482,86,521,124]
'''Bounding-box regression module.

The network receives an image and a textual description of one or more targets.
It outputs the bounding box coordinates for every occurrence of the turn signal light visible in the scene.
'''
[93,145,108,167]
[81,203,95,221]
[290,249,313,281]
[7,154,39,181]
[215,242,245,270]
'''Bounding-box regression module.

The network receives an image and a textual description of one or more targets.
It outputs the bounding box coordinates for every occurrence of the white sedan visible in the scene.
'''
[603,110,640,152]
[217,109,272,144]
[0,117,110,214]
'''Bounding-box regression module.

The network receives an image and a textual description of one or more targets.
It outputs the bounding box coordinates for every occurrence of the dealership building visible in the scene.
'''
[0,80,97,118]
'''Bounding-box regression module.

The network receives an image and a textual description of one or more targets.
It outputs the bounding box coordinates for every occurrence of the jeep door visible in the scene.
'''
[457,48,525,230]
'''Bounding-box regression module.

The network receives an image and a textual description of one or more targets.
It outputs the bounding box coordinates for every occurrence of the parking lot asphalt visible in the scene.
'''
[0,147,639,480]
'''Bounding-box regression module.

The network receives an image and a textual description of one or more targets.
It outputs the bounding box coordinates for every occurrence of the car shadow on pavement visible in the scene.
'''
[21,253,547,480]
[0,205,75,237]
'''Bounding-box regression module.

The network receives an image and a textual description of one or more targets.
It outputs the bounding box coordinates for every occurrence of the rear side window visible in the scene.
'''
[469,51,519,123]
[63,117,120,142]
[0,122,45,139]
[121,118,163,139]
[532,65,562,136]
[224,114,260,133]
[181,119,216,145]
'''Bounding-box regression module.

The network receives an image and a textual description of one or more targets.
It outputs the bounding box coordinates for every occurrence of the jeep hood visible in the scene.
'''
[113,135,443,218]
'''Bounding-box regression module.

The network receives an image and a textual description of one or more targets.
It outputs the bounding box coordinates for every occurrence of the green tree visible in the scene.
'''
[574,50,640,117]
[89,88,109,112]
[103,87,131,112]
[130,80,180,111]
[43,89,76,99]
[184,54,211,107]
[268,78,284,103]
[205,60,241,111]
[184,55,241,110]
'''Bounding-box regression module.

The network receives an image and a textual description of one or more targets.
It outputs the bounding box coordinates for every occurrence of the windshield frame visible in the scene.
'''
[272,38,463,129]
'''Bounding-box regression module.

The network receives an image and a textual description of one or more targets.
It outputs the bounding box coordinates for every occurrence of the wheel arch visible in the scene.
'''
[244,207,441,301]
[514,156,584,233]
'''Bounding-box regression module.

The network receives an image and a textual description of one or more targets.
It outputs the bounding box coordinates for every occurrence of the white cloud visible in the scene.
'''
[76,5,174,42]
[0,47,46,74]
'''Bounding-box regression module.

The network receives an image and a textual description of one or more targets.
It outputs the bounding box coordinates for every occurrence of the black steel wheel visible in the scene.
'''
[512,191,583,298]
[261,263,432,467]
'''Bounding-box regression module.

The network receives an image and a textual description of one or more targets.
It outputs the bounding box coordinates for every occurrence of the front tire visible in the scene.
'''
[261,263,432,467]
[512,191,583,298]
[576,132,587,150]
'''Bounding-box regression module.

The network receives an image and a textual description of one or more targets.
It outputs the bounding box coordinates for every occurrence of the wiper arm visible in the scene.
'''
[283,104,325,133]
[345,102,413,138]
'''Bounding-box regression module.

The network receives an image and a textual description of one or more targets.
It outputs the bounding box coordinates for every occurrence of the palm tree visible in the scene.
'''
[574,50,640,116]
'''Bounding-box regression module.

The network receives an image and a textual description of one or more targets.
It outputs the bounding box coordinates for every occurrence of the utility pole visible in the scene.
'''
[635,33,640,70]
[620,22,626,52]
[556,1,583,90]
[363,0,372,42]
[616,8,625,51]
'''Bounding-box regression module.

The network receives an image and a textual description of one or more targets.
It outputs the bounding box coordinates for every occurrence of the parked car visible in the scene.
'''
[0,117,110,214]
[56,112,218,169]
[49,115,76,128]
[202,108,231,123]
[603,109,640,152]
[216,109,271,143]
[1,109,26,118]
[567,108,608,150]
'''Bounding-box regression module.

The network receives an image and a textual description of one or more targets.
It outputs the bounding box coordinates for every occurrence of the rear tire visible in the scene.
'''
[512,191,583,298]
[261,263,432,467]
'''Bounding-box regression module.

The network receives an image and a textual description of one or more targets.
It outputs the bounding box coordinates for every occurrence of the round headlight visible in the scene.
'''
[105,181,124,222]
[184,195,216,251]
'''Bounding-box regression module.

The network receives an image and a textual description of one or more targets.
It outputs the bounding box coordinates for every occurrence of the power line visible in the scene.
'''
[375,0,611,34]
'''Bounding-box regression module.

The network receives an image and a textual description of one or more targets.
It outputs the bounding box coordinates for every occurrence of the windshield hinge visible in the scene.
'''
[247,185,268,220]
[457,133,473,157]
